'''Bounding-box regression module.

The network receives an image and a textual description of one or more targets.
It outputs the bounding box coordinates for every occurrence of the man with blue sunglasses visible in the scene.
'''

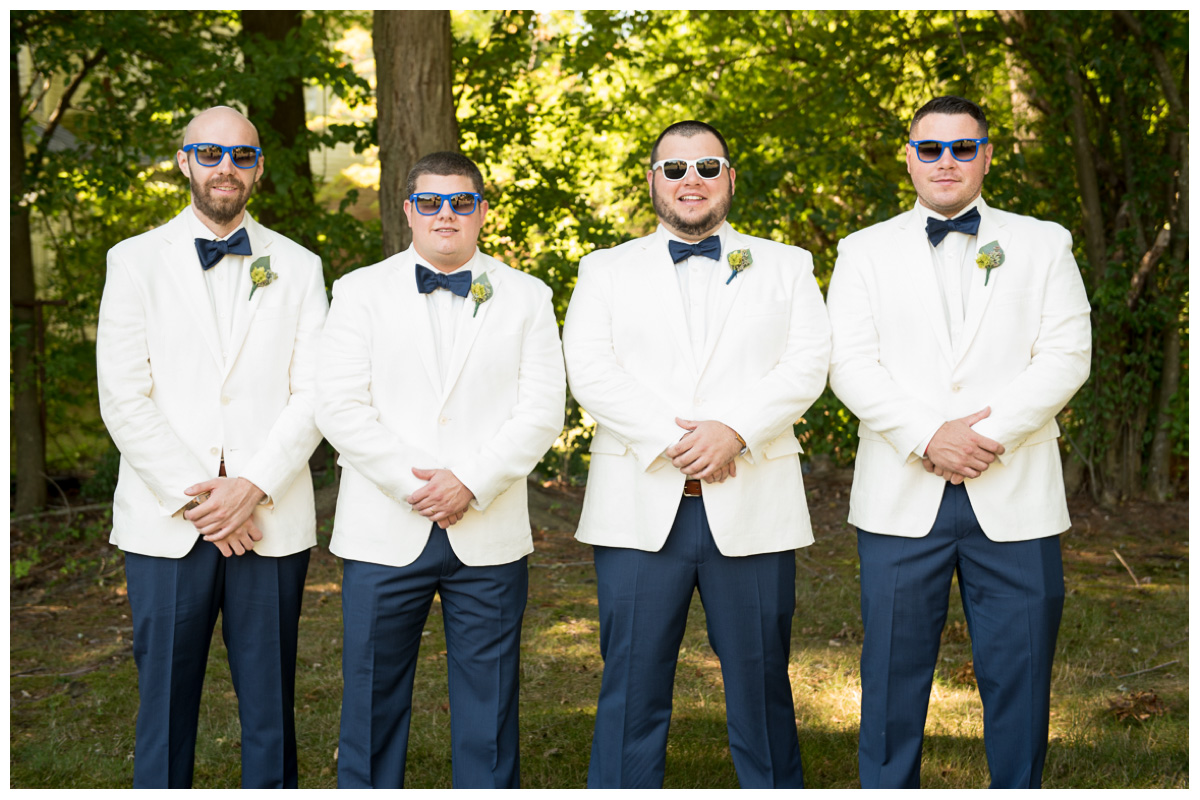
[97,106,327,787]
[828,95,1092,788]
[316,151,565,787]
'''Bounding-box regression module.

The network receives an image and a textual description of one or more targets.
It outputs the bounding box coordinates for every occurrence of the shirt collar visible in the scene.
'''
[657,220,731,248]
[185,204,246,242]
[914,194,985,223]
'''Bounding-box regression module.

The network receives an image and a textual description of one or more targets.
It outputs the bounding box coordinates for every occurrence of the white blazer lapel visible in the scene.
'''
[440,255,494,401]
[698,225,746,369]
[224,215,269,379]
[900,209,955,366]
[395,253,442,394]
[646,230,698,374]
[162,213,223,371]
[955,202,1007,362]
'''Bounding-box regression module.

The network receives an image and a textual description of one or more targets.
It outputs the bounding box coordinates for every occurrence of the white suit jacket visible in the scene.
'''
[827,198,1092,541]
[562,223,831,556]
[315,248,565,568]
[97,209,327,558]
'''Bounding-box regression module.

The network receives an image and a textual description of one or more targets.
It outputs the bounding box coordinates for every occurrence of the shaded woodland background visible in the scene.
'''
[11,10,1189,516]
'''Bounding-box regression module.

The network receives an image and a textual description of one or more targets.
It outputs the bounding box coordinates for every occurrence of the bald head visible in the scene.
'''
[183,106,260,148]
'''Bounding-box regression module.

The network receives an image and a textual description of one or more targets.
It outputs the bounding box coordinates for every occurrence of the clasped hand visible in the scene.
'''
[408,468,474,529]
[922,406,1005,485]
[184,476,266,557]
[665,418,742,484]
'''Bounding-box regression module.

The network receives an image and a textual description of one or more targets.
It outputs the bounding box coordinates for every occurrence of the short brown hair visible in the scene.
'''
[405,151,485,198]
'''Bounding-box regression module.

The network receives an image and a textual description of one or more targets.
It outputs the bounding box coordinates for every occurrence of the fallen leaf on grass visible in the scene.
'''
[1108,690,1167,721]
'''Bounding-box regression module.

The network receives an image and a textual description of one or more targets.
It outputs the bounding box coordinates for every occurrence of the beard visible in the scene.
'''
[190,172,253,226]
[651,178,732,239]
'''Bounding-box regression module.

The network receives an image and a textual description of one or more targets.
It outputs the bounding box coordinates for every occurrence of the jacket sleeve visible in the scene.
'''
[969,226,1092,462]
[238,251,328,503]
[96,250,209,514]
[447,282,566,510]
[562,255,683,471]
[827,236,946,462]
[315,275,436,507]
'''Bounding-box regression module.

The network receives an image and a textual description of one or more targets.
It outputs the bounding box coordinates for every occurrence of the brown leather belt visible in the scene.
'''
[683,479,703,497]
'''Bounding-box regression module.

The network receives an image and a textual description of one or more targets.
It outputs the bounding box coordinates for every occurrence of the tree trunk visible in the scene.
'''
[11,48,48,512]
[241,10,315,242]
[1117,11,1188,501]
[374,10,459,258]
[1057,31,1108,286]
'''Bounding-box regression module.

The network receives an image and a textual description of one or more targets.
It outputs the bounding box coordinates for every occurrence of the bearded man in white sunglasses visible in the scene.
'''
[563,120,831,788]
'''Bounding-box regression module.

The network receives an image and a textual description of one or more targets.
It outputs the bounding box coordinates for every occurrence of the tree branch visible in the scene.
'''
[1126,225,1171,309]
[29,45,107,185]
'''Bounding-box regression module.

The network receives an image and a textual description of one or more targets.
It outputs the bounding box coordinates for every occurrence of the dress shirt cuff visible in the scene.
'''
[913,426,939,463]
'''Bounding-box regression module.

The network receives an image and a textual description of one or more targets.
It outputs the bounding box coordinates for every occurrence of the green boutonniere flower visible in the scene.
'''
[726,248,753,284]
[975,241,1004,286]
[248,256,277,300]
[469,273,494,317]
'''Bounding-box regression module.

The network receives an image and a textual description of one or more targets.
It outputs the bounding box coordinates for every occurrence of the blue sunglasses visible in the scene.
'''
[909,138,988,163]
[408,191,484,216]
[183,142,262,169]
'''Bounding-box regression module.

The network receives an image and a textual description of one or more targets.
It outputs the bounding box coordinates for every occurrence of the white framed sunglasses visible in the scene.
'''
[651,156,730,181]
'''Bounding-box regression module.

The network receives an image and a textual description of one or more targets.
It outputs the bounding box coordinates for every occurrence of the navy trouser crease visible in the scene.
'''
[339,525,527,789]
[589,497,804,789]
[125,540,310,789]
[857,482,1063,789]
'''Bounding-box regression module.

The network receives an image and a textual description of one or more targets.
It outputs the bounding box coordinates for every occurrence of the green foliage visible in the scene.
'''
[13,10,382,482]
[454,10,1186,491]
[12,10,1188,496]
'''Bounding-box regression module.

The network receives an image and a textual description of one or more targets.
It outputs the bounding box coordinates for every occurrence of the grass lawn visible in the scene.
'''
[9,470,1189,788]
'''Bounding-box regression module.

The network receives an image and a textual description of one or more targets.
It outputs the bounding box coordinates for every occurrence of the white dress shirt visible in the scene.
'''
[914,196,984,457]
[663,225,729,363]
[421,253,477,389]
[186,206,248,363]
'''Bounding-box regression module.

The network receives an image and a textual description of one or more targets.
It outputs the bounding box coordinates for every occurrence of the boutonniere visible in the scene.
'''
[469,273,493,317]
[248,256,277,300]
[725,248,753,284]
[975,241,1004,286]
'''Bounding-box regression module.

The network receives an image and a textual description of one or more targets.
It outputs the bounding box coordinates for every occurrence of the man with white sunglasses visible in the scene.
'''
[316,151,565,787]
[827,95,1091,787]
[97,106,327,787]
[563,120,831,787]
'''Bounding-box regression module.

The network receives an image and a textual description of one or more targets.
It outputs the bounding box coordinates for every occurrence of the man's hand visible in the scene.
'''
[924,406,1005,480]
[921,457,967,485]
[185,477,266,542]
[704,460,738,485]
[210,519,264,557]
[408,468,474,529]
[666,418,743,481]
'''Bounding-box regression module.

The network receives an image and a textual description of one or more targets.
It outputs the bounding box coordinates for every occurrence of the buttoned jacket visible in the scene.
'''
[97,209,327,557]
[827,199,1092,540]
[563,224,831,556]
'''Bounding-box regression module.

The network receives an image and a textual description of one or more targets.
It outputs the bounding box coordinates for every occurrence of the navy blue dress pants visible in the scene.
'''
[857,482,1064,788]
[124,540,310,788]
[337,525,528,788]
[588,496,804,788]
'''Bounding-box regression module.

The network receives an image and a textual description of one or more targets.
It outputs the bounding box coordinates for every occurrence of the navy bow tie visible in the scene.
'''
[415,264,471,297]
[195,228,252,270]
[668,235,721,263]
[925,207,981,247]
